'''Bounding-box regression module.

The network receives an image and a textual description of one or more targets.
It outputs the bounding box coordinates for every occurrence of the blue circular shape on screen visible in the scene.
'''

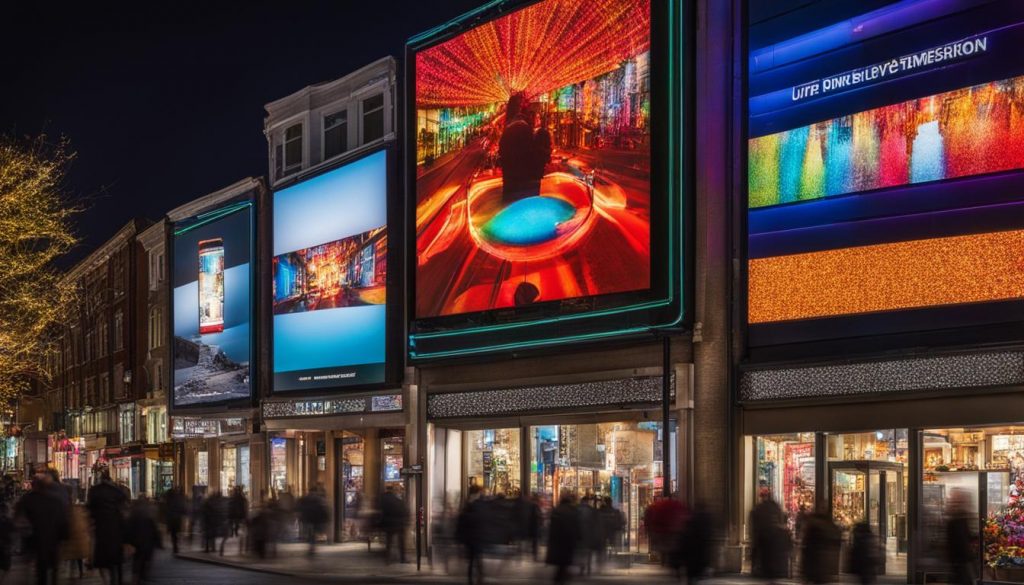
[481,196,576,246]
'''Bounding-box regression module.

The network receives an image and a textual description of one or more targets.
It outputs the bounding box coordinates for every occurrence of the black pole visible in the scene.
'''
[662,335,672,498]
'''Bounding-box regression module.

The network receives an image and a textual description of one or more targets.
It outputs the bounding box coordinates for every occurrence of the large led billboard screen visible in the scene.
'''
[272,149,390,392]
[413,0,653,319]
[172,202,253,408]
[746,0,1024,347]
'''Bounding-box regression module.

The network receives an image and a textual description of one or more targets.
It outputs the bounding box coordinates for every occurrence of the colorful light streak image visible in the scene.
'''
[273,228,386,316]
[415,0,653,318]
[749,76,1024,209]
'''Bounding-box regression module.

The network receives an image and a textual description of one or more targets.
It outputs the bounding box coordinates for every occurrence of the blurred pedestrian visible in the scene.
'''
[645,495,686,570]
[578,496,605,576]
[162,488,186,554]
[188,490,202,544]
[228,487,247,539]
[0,502,12,584]
[946,489,976,585]
[849,522,879,585]
[522,494,542,562]
[457,485,486,585]
[380,486,408,564]
[547,493,581,585]
[62,502,91,579]
[749,490,790,584]
[800,502,840,585]
[16,475,69,585]
[126,497,161,585]
[297,486,328,556]
[201,491,227,555]
[599,497,624,562]
[681,502,714,585]
[88,471,128,585]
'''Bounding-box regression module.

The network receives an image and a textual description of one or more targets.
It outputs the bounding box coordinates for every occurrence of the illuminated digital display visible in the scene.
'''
[747,0,1024,343]
[173,203,252,408]
[414,0,653,319]
[272,149,389,392]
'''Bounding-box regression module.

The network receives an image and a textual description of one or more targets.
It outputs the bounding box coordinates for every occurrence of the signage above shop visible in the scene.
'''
[170,417,248,439]
[263,394,403,419]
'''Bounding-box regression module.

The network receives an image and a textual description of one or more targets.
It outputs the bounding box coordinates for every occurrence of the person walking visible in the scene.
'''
[849,522,879,585]
[297,486,328,556]
[88,471,129,585]
[457,485,486,585]
[0,502,13,584]
[800,502,841,585]
[162,488,186,554]
[749,490,790,585]
[380,487,408,564]
[201,492,227,555]
[681,502,714,585]
[547,494,581,585]
[946,489,976,585]
[16,475,69,585]
[126,497,161,585]
[62,502,91,579]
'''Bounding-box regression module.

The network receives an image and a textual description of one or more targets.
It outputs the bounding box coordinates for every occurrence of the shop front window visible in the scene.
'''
[196,450,209,488]
[923,426,1024,582]
[221,444,237,492]
[828,430,908,578]
[339,432,365,539]
[754,433,816,534]
[529,421,671,555]
[467,428,521,496]
[382,433,404,497]
[270,437,287,494]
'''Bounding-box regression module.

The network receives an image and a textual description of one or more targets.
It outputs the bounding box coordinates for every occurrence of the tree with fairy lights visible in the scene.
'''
[0,134,79,407]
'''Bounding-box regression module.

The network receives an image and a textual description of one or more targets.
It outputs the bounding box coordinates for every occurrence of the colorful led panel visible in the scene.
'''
[414,0,653,319]
[747,0,1024,342]
[272,150,389,392]
[172,202,253,408]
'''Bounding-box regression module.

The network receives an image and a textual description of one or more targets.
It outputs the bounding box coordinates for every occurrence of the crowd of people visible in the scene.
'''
[748,489,979,585]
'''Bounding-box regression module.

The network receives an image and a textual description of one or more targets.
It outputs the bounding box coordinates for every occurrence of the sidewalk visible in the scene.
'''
[175,538,679,584]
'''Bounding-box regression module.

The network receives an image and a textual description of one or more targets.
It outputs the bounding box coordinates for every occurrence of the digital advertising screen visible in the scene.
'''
[746,0,1024,348]
[273,149,390,392]
[172,202,253,408]
[413,0,653,319]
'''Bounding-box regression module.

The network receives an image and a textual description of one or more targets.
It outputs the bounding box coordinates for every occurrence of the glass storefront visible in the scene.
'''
[923,426,1024,582]
[382,433,404,497]
[221,444,237,493]
[467,428,521,496]
[270,437,287,494]
[339,432,364,540]
[755,433,816,535]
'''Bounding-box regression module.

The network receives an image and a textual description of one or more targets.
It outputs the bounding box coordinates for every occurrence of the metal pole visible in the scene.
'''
[662,336,672,498]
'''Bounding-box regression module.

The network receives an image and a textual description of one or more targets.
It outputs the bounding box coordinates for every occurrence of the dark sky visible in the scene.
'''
[1,1,482,268]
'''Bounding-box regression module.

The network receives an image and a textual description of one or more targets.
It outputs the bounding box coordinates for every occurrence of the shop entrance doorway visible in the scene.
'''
[335,432,365,543]
[828,461,906,575]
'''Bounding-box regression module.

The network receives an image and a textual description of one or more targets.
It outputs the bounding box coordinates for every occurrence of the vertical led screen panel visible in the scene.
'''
[409,0,684,359]
[747,0,1024,346]
[273,149,389,392]
[172,202,253,408]
[416,0,652,318]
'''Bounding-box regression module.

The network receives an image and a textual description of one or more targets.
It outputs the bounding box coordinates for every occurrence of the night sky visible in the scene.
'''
[1,1,482,267]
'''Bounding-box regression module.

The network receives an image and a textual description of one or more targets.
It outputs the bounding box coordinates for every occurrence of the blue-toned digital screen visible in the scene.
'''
[173,204,252,407]
[272,150,389,392]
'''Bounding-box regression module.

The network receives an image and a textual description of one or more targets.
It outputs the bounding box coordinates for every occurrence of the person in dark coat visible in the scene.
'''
[17,475,69,585]
[749,491,790,584]
[0,502,13,581]
[380,487,408,564]
[681,502,714,585]
[162,488,186,554]
[227,487,247,539]
[126,497,162,585]
[547,494,581,585]
[600,497,625,560]
[849,522,879,585]
[946,489,976,585]
[88,471,129,585]
[201,492,228,555]
[456,485,486,585]
[522,494,542,561]
[297,487,328,556]
[801,504,841,585]
[578,496,605,576]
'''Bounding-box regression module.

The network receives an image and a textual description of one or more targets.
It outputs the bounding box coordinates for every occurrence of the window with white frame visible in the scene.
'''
[150,251,164,290]
[323,109,348,160]
[119,403,135,443]
[362,93,385,144]
[149,307,162,350]
[275,123,303,180]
